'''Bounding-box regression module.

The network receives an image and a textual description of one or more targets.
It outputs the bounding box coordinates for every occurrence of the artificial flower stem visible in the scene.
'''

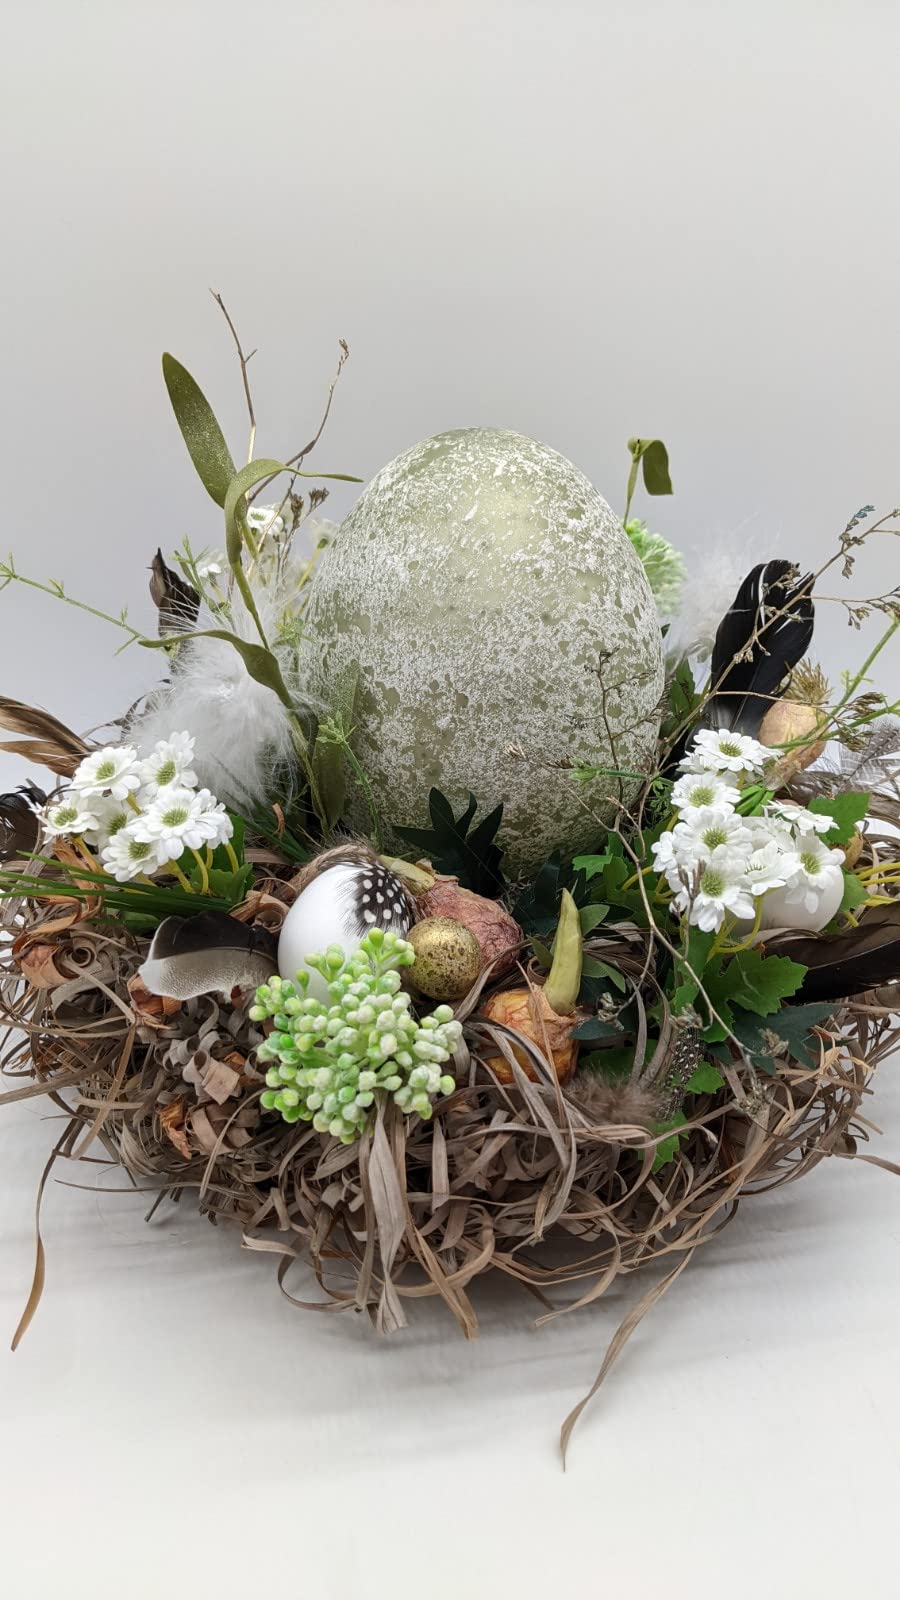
[191,848,210,894]
[224,840,241,873]
[164,857,194,893]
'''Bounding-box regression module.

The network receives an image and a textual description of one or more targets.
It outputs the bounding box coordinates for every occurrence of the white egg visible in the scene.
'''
[277,861,411,1000]
[758,868,845,933]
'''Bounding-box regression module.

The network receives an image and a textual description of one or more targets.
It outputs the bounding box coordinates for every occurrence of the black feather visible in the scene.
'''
[139,911,278,999]
[772,907,900,1002]
[705,561,815,736]
[0,784,46,861]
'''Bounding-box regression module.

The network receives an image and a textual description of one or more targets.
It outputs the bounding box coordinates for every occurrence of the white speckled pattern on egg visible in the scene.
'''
[303,428,665,875]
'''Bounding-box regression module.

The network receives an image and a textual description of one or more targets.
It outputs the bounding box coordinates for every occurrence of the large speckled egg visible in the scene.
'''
[304,428,664,875]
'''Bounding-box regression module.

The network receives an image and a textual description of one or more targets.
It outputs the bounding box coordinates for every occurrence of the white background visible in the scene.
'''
[2,2,900,1595]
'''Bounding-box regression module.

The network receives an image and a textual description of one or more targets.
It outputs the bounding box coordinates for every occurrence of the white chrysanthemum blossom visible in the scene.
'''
[246,504,287,543]
[81,794,132,847]
[72,744,142,803]
[743,837,799,898]
[767,799,834,837]
[669,804,753,866]
[670,771,741,816]
[759,836,845,930]
[133,787,233,858]
[101,826,164,883]
[42,798,101,840]
[684,728,769,776]
[666,846,757,932]
[138,732,198,796]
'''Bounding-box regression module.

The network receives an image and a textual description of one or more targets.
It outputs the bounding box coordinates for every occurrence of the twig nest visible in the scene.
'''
[481,984,578,1084]
[760,699,826,780]
[278,860,411,1000]
[406,917,483,1002]
[416,877,522,976]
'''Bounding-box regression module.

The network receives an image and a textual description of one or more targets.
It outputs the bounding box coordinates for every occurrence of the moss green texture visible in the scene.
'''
[304,428,664,874]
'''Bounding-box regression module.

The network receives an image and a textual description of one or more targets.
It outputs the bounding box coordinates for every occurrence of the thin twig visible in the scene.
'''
[210,289,257,464]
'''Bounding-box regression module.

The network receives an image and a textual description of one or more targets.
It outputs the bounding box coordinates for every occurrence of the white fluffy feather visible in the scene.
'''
[131,571,319,813]
[667,535,780,662]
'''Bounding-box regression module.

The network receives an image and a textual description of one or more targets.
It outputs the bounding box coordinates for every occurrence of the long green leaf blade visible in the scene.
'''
[162,354,236,507]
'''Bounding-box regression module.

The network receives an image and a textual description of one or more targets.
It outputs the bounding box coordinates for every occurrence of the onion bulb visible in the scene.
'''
[481,889,582,1084]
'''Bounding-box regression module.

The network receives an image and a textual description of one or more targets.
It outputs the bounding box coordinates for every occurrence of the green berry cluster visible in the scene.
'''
[251,928,462,1143]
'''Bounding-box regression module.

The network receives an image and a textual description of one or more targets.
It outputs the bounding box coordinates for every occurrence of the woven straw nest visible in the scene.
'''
[3,810,900,1450]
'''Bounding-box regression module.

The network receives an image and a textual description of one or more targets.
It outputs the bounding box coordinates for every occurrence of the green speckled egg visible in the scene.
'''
[304,428,664,875]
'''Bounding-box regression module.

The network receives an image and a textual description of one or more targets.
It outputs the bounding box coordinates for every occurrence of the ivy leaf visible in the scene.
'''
[724,948,806,1016]
[808,791,870,845]
[718,1002,837,1075]
[162,353,235,507]
[837,870,867,915]
[685,1061,725,1094]
[572,850,614,881]
[573,1015,626,1042]
[651,1111,688,1172]
[671,926,717,1013]
[397,789,505,896]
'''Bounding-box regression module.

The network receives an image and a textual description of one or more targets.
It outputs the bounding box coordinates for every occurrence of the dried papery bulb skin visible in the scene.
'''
[416,877,522,976]
[406,917,483,1002]
[480,889,581,1084]
[760,699,826,781]
[481,985,578,1084]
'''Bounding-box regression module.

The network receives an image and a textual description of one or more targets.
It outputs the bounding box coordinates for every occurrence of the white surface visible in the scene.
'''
[3,0,900,1594]
[2,1072,898,1598]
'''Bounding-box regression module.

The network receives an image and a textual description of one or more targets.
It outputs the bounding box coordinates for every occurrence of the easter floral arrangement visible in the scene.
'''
[2,302,899,1455]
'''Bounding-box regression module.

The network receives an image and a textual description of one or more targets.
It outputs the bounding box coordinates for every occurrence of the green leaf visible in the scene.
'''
[397,788,505,896]
[581,953,627,992]
[624,437,674,521]
[579,1046,637,1081]
[162,354,235,508]
[140,628,293,708]
[651,1111,688,1171]
[579,903,610,935]
[721,1002,837,1075]
[573,851,614,880]
[838,870,867,914]
[808,791,870,846]
[312,664,360,833]
[724,948,806,1016]
[671,926,717,1012]
[573,1015,626,1042]
[223,459,286,564]
[190,862,254,905]
[685,1061,725,1094]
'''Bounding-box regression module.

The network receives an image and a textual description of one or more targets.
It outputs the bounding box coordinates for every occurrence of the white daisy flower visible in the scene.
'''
[669,804,753,865]
[133,786,232,858]
[196,559,223,579]
[667,845,756,933]
[682,728,769,777]
[670,771,741,816]
[72,744,142,802]
[766,799,835,837]
[759,836,845,931]
[42,797,101,840]
[101,826,163,883]
[80,795,132,847]
[743,836,799,897]
[246,504,286,541]
[138,732,198,796]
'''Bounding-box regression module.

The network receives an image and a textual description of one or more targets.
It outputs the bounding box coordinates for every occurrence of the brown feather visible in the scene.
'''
[771,906,900,1001]
[0,698,91,777]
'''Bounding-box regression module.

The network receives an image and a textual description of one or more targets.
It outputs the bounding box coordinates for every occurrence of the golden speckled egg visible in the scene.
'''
[407,917,482,1002]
